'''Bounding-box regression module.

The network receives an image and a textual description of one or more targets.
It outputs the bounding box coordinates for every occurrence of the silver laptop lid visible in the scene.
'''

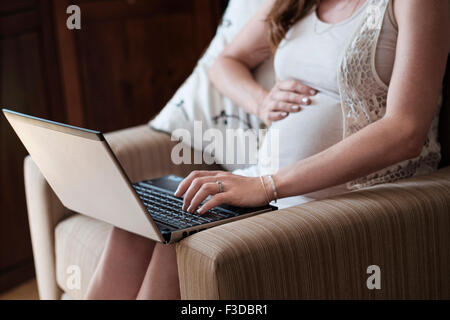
[3,109,163,242]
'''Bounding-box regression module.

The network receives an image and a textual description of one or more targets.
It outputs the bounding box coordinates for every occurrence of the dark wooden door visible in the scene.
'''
[53,0,223,132]
[0,0,65,293]
[0,0,223,294]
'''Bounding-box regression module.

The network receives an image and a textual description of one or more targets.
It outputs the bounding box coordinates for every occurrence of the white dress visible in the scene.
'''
[233,1,399,209]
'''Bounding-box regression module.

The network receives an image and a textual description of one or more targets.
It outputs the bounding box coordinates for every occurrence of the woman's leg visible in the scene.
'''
[136,243,180,300]
[85,227,156,300]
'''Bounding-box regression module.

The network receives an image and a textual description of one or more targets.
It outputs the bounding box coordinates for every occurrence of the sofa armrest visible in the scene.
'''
[105,125,220,183]
[24,125,218,299]
[24,156,71,300]
[176,167,450,299]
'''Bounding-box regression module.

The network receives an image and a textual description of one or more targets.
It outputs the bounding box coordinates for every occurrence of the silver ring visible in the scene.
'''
[216,180,224,193]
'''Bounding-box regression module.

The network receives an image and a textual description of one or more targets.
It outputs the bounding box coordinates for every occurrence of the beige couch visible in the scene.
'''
[21,0,450,300]
[24,116,450,299]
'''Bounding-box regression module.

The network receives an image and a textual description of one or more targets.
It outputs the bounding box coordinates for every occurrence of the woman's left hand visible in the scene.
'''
[174,170,268,215]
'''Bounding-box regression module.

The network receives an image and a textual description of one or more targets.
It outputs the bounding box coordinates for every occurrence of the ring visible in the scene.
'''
[216,180,224,193]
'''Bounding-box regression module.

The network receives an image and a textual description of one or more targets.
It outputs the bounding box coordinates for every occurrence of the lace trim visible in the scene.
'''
[337,0,441,190]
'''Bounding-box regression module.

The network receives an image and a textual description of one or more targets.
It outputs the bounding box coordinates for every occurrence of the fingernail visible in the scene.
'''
[302,97,310,104]
[310,90,317,95]
[281,112,288,117]
[291,105,300,111]
[187,206,193,213]
[197,207,204,215]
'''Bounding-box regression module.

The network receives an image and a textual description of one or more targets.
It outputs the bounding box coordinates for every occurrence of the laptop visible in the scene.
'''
[3,109,277,243]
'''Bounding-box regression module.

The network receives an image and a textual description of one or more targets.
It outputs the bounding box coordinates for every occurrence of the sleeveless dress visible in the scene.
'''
[233,0,441,209]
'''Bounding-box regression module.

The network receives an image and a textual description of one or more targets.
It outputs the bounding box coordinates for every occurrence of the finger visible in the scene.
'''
[268,111,289,121]
[272,101,302,113]
[197,193,228,215]
[272,91,311,105]
[182,176,218,211]
[187,182,220,213]
[174,170,222,197]
[277,80,317,96]
[174,171,206,198]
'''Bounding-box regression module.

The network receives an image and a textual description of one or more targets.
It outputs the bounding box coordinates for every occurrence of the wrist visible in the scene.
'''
[260,175,278,203]
[258,176,271,204]
[266,175,278,203]
[252,87,268,117]
[272,170,291,200]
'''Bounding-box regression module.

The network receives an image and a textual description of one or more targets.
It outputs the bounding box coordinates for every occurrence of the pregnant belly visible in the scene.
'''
[258,93,343,174]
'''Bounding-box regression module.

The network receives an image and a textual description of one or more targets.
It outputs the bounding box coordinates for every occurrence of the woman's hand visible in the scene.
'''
[174,170,269,215]
[258,80,317,126]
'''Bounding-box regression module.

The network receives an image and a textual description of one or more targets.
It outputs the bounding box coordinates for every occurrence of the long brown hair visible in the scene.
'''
[266,0,318,52]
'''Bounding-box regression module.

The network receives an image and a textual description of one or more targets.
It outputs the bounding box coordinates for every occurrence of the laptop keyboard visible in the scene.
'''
[133,182,237,230]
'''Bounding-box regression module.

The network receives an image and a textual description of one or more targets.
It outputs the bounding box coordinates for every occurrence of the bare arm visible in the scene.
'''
[208,0,274,115]
[274,0,450,198]
[208,0,316,126]
[176,0,449,213]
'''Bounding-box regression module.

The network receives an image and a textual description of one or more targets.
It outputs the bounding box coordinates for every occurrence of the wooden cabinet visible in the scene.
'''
[0,0,223,293]
[53,0,223,131]
[0,0,64,293]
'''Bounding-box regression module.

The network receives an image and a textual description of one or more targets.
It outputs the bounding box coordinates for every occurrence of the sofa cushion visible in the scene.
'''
[438,56,450,168]
[55,214,112,300]
[149,0,275,172]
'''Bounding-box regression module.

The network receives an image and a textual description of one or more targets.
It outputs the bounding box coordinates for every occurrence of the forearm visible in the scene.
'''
[208,56,268,116]
[273,118,422,198]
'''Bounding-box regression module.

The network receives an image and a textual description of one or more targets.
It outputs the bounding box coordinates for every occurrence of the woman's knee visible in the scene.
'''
[152,243,177,262]
[107,226,156,251]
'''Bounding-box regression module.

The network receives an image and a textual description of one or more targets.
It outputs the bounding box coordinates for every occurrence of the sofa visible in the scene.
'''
[25,93,450,300]
[24,4,450,299]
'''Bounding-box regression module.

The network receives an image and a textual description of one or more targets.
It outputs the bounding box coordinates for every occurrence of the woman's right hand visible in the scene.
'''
[258,80,317,126]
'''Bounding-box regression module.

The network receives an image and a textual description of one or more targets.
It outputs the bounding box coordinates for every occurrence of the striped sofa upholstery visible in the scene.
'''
[177,168,450,299]
[24,125,450,300]
[24,126,220,300]
[24,58,450,299]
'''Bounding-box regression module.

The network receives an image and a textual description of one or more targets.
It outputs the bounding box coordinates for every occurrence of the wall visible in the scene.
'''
[0,0,223,293]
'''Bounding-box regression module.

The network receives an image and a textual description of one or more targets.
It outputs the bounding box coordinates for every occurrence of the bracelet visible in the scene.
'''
[259,176,271,205]
[266,175,278,203]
